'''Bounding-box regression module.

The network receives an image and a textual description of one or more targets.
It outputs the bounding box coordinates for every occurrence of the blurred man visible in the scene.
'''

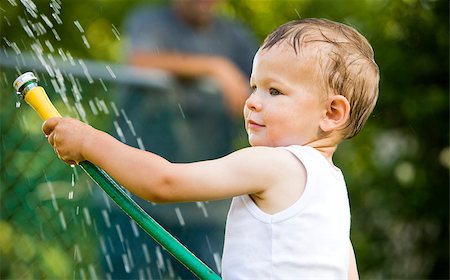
[98,1,258,278]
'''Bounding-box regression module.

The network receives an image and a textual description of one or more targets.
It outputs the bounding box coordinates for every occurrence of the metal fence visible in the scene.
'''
[0,51,228,279]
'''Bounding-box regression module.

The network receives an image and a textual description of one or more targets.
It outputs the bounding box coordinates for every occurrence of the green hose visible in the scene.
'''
[79,161,221,279]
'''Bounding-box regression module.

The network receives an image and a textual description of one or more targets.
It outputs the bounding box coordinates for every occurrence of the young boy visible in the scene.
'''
[43,18,379,279]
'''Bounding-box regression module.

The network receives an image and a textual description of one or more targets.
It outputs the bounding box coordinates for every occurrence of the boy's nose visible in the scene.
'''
[245,93,262,111]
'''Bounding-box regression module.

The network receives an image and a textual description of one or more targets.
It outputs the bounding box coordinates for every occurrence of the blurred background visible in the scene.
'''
[0,0,448,279]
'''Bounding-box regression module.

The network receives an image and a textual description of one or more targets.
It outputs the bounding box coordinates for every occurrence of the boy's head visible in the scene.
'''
[260,18,379,140]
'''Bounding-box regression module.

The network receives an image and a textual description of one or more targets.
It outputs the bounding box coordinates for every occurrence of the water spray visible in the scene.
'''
[13,72,221,280]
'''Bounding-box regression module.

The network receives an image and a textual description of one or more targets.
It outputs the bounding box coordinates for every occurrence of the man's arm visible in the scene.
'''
[129,51,250,116]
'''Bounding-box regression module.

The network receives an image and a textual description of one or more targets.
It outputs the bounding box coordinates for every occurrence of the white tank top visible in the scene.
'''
[221,145,350,279]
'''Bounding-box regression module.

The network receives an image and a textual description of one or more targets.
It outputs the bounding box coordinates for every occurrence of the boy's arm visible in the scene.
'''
[42,117,303,206]
[348,241,359,280]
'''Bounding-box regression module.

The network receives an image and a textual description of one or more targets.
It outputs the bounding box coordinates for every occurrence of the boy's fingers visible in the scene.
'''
[42,117,62,136]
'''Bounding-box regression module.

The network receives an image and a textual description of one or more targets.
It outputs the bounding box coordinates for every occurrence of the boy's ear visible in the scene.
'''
[320,95,350,132]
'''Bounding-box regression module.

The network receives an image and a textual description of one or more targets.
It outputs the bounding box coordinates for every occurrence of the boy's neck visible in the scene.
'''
[305,136,341,167]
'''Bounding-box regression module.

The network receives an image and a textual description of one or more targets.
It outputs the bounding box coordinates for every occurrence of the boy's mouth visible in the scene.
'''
[247,120,265,129]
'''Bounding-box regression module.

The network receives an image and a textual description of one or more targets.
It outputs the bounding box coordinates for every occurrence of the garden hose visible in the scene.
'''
[13,72,221,280]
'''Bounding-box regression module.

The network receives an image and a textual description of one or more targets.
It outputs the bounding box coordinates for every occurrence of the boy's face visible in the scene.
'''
[244,43,326,147]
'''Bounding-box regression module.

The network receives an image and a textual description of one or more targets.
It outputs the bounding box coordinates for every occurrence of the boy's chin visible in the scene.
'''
[248,137,271,147]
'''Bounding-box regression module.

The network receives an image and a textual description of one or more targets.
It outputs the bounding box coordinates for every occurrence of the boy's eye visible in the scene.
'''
[269,88,282,96]
[250,85,256,94]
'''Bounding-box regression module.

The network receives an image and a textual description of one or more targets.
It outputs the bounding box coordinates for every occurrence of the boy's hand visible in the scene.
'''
[42,117,92,165]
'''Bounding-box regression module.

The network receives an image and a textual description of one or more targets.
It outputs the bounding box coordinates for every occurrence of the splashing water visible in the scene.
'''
[105,254,114,273]
[99,78,108,92]
[105,65,116,79]
[120,109,136,136]
[141,243,151,264]
[155,246,166,272]
[122,253,131,273]
[101,209,111,228]
[83,207,92,226]
[89,99,99,115]
[88,264,99,280]
[59,210,67,230]
[174,207,185,226]
[96,98,110,114]
[130,220,140,237]
[74,243,83,262]
[81,35,90,49]
[111,24,120,41]
[113,120,126,143]
[74,20,84,33]
[115,224,124,247]
[177,103,186,119]
[4,1,225,278]
[196,201,209,218]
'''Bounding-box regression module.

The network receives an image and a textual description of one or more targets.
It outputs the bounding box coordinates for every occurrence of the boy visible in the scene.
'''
[43,18,379,279]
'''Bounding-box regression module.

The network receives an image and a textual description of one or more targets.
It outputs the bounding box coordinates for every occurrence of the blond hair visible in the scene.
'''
[262,18,379,139]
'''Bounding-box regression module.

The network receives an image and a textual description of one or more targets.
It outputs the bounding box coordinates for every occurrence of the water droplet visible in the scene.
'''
[101,209,111,228]
[99,78,108,92]
[71,171,76,186]
[88,264,98,280]
[113,121,126,143]
[15,101,21,108]
[81,34,90,49]
[166,258,175,277]
[105,254,114,272]
[136,137,146,150]
[79,268,86,280]
[110,101,120,117]
[59,210,67,230]
[105,65,116,79]
[177,103,186,119]
[78,59,93,83]
[174,207,185,226]
[21,0,39,18]
[47,181,59,211]
[74,244,83,262]
[213,252,222,274]
[83,207,92,226]
[89,99,99,115]
[51,28,61,41]
[7,0,17,7]
[155,246,165,271]
[125,240,135,269]
[44,39,54,52]
[74,20,84,32]
[121,109,136,136]
[40,14,53,28]
[196,201,209,218]
[96,98,110,114]
[130,220,139,237]
[102,192,112,212]
[116,224,124,245]
[111,24,121,40]
[141,243,151,264]
[122,254,131,273]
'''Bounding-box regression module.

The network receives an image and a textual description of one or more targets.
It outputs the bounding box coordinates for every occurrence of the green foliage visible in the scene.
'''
[0,0,448,279]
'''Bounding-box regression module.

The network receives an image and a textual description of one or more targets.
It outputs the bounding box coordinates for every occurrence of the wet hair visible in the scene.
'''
[262,18,379,139]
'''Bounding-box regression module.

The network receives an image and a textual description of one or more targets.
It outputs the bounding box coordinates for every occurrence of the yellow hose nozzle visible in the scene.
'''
[13,72,61,121]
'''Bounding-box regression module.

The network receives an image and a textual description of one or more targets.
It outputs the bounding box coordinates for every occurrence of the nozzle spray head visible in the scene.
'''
[13,72,38,100]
